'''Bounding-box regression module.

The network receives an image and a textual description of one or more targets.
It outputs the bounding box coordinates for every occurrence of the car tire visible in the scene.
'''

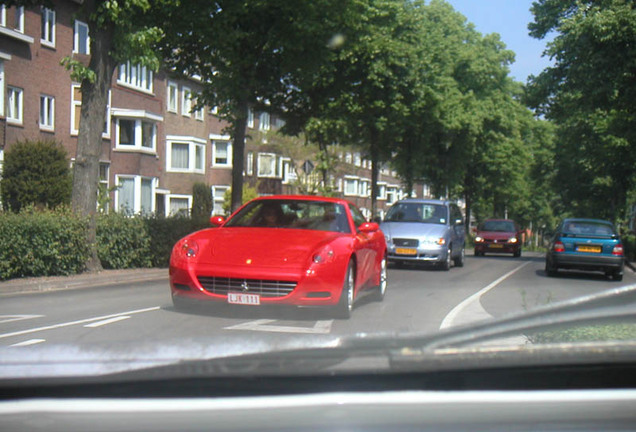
[545,259,557,277]
[373,254,388,301]
[613,271,623,282]
[513,249,521,258]
[440,246,452,271]
[335,260,355,319]
[454,246,465,267]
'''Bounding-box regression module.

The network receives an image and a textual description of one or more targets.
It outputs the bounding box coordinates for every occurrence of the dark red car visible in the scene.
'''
[474,219,523,257]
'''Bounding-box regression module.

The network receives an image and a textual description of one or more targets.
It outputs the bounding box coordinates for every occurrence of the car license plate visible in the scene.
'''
[396,247,417,256]
[577,245,602,253]
[489,244,504,248]
[228,292,261,305]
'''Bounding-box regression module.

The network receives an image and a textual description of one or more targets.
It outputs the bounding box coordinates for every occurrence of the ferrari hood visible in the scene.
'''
[191,228,341,268]
[381,222,447,240]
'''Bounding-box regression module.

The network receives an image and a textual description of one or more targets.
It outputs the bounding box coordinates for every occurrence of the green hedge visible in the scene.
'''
[0,207,88,280]
[623,233,636,262]
[0,209,211,280]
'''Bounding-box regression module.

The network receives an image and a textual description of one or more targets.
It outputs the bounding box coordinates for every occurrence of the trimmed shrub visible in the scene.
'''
[96,213,152,269]
[0,207,88,280]
[191,182,212,223]
[0,140,72,212]
[143,216,210,267]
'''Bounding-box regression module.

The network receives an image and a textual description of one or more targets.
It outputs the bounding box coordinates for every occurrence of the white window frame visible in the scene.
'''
[12,6,24,32]
[118,61,153,93]
[167,195,192,217]
[115,175,157,215]
[181,86,192,117]
[246,152,254,175]
[377,182,387,200]
[7,86,23,124]
[39,94,55,131]
[0,60,4,118]
[212,140,232,168]
[166,135,206,174]
[41,7,55,47]
[70,85,112,137]
[259,112,270,131]
[359,179,370,197]
[112,109,162,153]
[257,153,279,178]
[73,20,89,54]
[167,81,178,113]
[194,104,204,121]
[211,185,230,216]
[344,176,359,197]
[247,108,254,128]
[282,158,297,184]
[353,152,362,167]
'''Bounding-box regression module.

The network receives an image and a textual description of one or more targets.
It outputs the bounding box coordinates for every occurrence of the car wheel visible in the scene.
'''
[454,246,465,267]
[513,249,521,258]
[440,246,452,271]
[613,270,623,282]
[373,254,388,301]
[335,260,355,319]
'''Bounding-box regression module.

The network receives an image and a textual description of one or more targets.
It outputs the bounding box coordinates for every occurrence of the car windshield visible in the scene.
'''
[225,199,350,232]
[481,221,516,232]
[562,221,615,237]
[1,1,636,419]
[384,203,447,224]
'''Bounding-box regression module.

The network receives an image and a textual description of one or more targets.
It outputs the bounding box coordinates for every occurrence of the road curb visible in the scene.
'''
[0,269,168,297]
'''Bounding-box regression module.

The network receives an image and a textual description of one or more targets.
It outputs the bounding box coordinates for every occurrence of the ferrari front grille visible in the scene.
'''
[198,276,297,298]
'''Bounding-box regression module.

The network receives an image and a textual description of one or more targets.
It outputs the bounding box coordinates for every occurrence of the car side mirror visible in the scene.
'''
[210,215,225,227]
[358,222,380,233]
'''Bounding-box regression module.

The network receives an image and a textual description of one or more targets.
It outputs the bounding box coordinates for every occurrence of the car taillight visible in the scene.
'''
[612,244,624,256]
[553,241,565,252]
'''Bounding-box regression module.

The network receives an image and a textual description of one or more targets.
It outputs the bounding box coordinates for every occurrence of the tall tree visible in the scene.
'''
[527,0,636,220]
[4,0,169,271]
[158,0,346,212]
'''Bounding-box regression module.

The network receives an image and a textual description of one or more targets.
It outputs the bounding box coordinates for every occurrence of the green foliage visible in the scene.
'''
[0,140,72,213]
[222,185,259,215]
[143,216,210,267]
[623,232,636,262]
[191,183,212,223]
[96,213,152,269]
[0,207,88,280]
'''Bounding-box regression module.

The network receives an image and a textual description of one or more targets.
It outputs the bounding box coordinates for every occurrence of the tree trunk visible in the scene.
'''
[71,16,116,273]
[370,129,379,220]
[230,99,249,212]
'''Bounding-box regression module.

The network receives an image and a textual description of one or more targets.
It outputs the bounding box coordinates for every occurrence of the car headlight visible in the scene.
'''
[312,247,335,264]
[508,237,518,244]
[176,238,199,258]
[475,236,484,243]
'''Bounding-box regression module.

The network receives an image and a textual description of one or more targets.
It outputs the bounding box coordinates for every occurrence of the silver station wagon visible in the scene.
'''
[380,199,466,270]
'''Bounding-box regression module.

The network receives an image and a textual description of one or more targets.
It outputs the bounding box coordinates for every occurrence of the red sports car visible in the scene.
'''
[169,195,387,318]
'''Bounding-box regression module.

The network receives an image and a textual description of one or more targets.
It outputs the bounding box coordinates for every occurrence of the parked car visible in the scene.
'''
[474,219,523,257]
[170,195,387,318]
[380,199,465,270]
[545,218,625,281]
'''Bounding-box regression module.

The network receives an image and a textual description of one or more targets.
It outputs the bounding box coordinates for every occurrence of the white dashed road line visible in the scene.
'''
[84,316,131,328]
[9,339,46,347]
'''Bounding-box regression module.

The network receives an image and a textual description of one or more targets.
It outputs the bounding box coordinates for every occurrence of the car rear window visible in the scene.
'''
[562,221,615,237]
[481,220,515,232]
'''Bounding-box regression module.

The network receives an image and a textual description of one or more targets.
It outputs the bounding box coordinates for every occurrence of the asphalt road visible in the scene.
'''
[1,252,635,377]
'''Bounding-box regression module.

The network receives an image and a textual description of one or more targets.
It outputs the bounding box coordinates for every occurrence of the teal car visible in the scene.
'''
[545,218,625,281]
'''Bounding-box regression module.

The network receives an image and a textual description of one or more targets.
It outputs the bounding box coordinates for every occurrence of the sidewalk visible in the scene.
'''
[0,268,168,297]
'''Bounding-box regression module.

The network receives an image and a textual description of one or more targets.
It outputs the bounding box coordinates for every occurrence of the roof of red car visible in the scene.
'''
[254,195,350,204]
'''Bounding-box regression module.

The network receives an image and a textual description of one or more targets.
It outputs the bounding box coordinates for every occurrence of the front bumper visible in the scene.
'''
[475,242,520,254]
[387,244,446,264]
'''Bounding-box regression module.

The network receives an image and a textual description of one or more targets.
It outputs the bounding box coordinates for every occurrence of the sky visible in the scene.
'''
[444,0,554,83]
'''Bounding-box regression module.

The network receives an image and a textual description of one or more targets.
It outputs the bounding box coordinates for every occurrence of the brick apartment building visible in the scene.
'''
[0,1,431,219]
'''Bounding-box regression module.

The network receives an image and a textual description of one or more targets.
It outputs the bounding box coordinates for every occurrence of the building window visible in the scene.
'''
[344,177,359,196]
[167,137,206,173]
[118,62,152,93]
[39,94,55,130]
[247,108,254,128]
[212,140,232,167]
[257,153,278,178]
[359,179,370,197]
[167,81,178,113]
[353,153,362,167]
[73,20,89,54]
[282,159,297,184]
[115,118,157,152]
[7,86,22,124]
[0,61,5,118]
[181,86,192,117]
[115,175,156,215]
[212,185,229,215]
[246,152,254,175]
[41,7,55,47]
[194,105,204,121]
[259,112,270,131]
[168,195,191,217]
[386,186,398,204]
[4,6,25,32]
[376,183,387,200]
